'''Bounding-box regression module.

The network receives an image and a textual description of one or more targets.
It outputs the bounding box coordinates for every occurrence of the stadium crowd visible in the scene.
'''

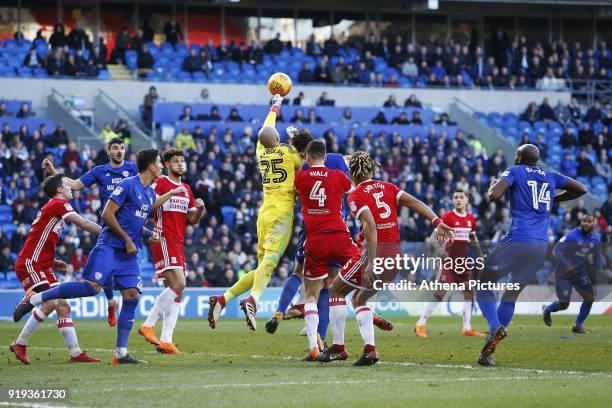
[4,20,611,87]
[1,94,611,287]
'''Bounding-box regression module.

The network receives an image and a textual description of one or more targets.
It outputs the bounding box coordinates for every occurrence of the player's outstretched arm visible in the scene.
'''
[65,212,102,235]
[553,177,587,203]
[152,185,187,210]
[102,200,136,255]
[42,158,85,191]
[398,191,453,238]
[187,198,206,225]
[358,207,378,285]
[469,233,484,258]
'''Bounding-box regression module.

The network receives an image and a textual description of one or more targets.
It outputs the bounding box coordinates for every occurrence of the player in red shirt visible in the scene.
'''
[139,149,205,354]
[10,174,102,364]
[293,140,358,360]
[415,189,486,338]
[317,152,453,366]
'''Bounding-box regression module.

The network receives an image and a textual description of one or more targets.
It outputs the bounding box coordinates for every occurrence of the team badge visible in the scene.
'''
[95,272,103,280]
[350,202,357,212]
[123,171,129,177]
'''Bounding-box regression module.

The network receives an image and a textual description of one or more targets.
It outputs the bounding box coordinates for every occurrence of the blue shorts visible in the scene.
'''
[482,240,548,285]
[555,266,593,302]
[83,244,142,292]
[295,227,343,268]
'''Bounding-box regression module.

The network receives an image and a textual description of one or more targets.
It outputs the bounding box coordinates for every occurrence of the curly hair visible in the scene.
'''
[291,128,314,154]
[348,151,380,183]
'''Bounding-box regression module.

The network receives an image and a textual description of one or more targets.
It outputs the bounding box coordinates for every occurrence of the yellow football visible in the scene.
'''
[267,72,292,97]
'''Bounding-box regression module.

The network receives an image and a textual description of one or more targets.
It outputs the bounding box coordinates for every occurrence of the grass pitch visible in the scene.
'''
[1,315,611,408]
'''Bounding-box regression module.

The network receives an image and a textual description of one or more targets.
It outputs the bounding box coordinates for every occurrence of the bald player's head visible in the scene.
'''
[515,143,540,165]
[258,126,280,148]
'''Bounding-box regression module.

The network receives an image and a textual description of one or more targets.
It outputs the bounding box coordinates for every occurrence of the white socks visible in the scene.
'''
[16,308,47,345]
[463,301,473,331]
[57,318,82,357]
[160,300,180,343]
[116,347,128,358]
[329,298,347,346]
[144,287,178,327]
[418,300,439,325]
[29,292,43,306]
[355,305,375,347]
[304,303,319,350]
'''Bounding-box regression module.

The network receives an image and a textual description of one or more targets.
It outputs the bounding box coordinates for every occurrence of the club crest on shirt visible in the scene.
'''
[94,272,102,280]
[350,202,356,212]
[123,171,129,177]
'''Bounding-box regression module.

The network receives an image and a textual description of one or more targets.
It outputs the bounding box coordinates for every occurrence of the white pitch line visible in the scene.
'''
[69,375,570,394]
[7,346,612,378]
[0,402,71,408]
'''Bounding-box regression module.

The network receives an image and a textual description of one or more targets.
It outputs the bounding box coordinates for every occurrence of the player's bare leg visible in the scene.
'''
[302,277,325,361]
[416,289,446,338]
[461,290,485,337]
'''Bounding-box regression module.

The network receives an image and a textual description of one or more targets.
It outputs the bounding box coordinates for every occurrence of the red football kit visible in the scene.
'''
[294,166,357,280]
[15,198,76,291]
[150,176,196,277]
[340,180,403,290]
[438,209,477,284]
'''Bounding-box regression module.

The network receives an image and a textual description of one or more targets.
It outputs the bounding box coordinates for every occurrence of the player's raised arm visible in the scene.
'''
[553,177,587,203]
[65,212,101,235]
[257,94,284,151]
[398,191,453,239]
[102,196,136,255]
[42,158,86,191]
[152,185,187,210]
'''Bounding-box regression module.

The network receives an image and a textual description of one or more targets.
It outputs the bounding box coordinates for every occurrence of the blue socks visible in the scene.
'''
[497,301,515,327]
[476,289,500,332]
[317,288,330,341]
[41,281,99,302]
[575,302,592,326]
[103,286,114,301]
[544,301,561,314]
[276,274,302,314]
[117,298,139,348]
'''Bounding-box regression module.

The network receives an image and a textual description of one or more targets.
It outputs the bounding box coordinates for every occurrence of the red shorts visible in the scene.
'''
[339,242,401,290]
[151,237,186,279]
[303,232,358,280]
[438,266,472,284]
[15,258,58,292]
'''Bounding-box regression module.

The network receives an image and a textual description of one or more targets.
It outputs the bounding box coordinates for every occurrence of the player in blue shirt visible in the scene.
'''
[543,214,601,333]
[477,144,586,366]
[43,137,138,327]
[265,126,361,341]
[15,149,185,364]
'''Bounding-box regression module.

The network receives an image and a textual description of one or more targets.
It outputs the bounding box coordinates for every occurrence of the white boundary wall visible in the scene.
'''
[0,78,571,114]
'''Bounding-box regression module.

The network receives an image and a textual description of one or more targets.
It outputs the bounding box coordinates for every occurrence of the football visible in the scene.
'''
[267,72,292,96]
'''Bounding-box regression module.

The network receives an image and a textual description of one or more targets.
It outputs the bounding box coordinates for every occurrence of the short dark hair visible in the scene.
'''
[107,137,125,149]
[306,139,326,160]
[454,189,467,196]
[163,148,184,163]
[292,128,314,153]
[136,148,160,173]
[42,173,65,198]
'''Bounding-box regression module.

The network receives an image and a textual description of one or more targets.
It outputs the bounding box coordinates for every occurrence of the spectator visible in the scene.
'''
[49,23,67,49]
[183,48,203,73]
[265,33,283,55]
[227,108,244,122]
[323,34,339,57]
[46,48,65,76]
[290,109,305,123]
[521,102,539,123]
[179,106,195,121]
[137,43,154,76]
[0,246,13,272]
[314,59,330,83]
[411,111,423,125]
[89,46,107,69]
[48,124,68,147]
[383,95,399,108]
[553,100,570,123]
[317,92,335,106]
[99,122,118,143]
[559,127,577,148]
[391,112,410,125]
[116,120,132,145]
[23,48,42,68]
[584,100,603,123]
[567,97,582,123]
[538,98,556,122]
[292,92,306,106]
[577,150,597,177]
[305,109,323,124]
[404,94,422,108]
[402,57,418,79]
[164,16,183,45]
[67,22,90,51]
[341,108,353,125]
[560,153,578,178]
[371,111,388,124]
[84,59,100,77]
[578,122,596,146]
[298,62,314,83]
[64,54,83,77]
[175,128,196,151]
[15,103,32,118]
[131,29,146,54]
[143,86,158,126]
[111,27,131,64]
